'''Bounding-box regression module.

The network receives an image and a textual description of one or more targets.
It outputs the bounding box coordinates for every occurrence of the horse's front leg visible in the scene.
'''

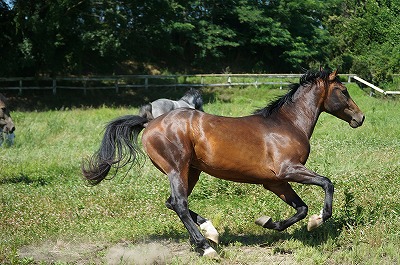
[282,164,334,231]
[256,182,309,231]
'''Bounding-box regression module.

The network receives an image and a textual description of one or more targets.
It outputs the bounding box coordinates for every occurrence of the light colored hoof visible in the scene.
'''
[255,216,272,227]
[205,233,219,245]
[307,214,323,231]
[203,247,219,259]
[200,221,219,244]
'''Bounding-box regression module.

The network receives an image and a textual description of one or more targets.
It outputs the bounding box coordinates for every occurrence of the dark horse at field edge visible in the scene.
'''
[0,93,15,146]
[82,70,365,257]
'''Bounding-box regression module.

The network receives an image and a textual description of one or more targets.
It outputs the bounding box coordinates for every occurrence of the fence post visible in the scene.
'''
[83,79,87,95]
[19,79,22,94]
[145,78,148,89]
[52,78,56,95]
[115,79,119,93]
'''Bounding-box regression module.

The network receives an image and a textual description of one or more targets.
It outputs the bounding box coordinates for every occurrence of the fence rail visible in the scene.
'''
[1,74,356,95]
[351,75,400,95]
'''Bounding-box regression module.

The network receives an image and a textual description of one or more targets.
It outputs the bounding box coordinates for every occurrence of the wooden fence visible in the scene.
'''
[0,74,355,95]
[351,76,400,95]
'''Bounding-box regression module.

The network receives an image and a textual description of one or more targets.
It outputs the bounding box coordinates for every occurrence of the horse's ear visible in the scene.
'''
[329,69,338,81]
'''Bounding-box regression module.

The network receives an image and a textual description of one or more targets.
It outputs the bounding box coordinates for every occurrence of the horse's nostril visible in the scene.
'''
[10,126,15,133]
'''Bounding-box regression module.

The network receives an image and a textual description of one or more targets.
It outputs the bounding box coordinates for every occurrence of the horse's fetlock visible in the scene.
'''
[323,210,332,221]
[298,205,308,219]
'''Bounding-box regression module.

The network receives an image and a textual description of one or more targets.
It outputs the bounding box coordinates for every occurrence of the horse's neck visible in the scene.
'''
[281,85,324,139]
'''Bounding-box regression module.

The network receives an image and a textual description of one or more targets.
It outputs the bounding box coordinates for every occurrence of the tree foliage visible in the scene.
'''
[327,0,400,84]
[0,0,398,83]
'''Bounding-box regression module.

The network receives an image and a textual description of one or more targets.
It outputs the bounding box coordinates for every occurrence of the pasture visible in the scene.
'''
[1,83,399,264]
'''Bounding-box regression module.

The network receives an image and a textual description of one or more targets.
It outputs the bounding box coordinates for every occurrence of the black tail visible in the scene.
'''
[82,115,148,185]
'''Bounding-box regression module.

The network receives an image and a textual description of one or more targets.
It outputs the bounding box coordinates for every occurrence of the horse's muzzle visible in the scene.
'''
[349,114,365,128]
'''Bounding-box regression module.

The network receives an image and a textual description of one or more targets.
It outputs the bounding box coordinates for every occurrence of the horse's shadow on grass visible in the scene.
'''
[145,217,345,251]
[221,220,344,249]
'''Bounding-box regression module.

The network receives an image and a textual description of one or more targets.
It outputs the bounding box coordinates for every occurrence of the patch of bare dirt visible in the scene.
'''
[18,239,107,264]
[18,239,297,264]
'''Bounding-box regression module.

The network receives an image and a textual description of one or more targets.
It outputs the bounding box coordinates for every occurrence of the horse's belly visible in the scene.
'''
[193,159,276,184]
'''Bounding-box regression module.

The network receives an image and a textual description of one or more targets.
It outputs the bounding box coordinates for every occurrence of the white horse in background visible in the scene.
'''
[139,88,204,123]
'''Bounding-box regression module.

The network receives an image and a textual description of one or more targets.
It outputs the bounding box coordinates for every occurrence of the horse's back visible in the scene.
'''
[143,108,312,184]
[142,109,283,182]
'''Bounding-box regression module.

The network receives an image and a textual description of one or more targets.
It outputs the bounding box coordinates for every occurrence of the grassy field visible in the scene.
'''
[1,83,399,264]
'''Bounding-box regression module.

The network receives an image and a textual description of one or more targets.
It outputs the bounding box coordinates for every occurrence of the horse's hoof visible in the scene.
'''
[200,221,219,244]
[203,247,219,259]
[206,233,219,245]
[307,214,323,231]
[255,216,273,228]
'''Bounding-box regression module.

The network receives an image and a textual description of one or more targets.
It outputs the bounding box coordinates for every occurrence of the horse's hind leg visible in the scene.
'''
[165,199,219,245]
[165,170,218,257]
[190,210,219,244]
[166,167,219,244]
[143,132,217,257]
[256,182,308,231]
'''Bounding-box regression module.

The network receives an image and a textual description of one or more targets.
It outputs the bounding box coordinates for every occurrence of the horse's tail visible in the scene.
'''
[139,104,154,120]
[82,115,148,185]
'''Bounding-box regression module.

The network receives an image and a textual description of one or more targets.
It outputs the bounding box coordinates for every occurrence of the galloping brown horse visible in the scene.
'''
[83,70,364,257]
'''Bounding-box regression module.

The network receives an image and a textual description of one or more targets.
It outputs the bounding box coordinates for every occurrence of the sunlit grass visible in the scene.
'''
[1,84,399,264]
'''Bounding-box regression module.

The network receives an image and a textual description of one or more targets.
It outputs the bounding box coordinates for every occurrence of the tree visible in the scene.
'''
[2,0,396,77]
[326,0,400,84]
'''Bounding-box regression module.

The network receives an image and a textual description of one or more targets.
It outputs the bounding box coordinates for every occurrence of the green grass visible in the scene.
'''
[1,84,400,264]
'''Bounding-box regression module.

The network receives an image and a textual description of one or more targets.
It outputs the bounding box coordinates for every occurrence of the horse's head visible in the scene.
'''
[182,88,204,111]
[0,94,15,134]
[322,70,365,128]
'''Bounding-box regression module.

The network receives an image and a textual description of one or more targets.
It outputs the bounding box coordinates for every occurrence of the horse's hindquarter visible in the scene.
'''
[143,109,310,184]
[150,99,176,119]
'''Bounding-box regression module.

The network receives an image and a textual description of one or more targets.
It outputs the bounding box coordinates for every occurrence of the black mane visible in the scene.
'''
[253,69,333,117]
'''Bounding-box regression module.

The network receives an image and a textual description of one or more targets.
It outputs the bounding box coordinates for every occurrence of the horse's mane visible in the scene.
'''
[254,69,333,117]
